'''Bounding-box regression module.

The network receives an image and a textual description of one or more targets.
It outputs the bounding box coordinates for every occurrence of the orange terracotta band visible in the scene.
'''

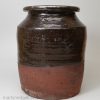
[18,63,84,99]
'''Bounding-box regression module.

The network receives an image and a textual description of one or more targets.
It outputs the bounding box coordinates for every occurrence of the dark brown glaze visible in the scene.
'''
[18,27,86,67]
[17,5,87,99]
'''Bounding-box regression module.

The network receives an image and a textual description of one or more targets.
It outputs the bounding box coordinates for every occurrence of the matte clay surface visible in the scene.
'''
[19,63,84,99]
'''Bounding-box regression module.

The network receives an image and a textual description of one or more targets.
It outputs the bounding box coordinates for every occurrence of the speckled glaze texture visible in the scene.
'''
[17,5,87,99]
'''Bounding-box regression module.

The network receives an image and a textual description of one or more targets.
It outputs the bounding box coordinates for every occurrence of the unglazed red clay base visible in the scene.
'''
[18,63,84,100]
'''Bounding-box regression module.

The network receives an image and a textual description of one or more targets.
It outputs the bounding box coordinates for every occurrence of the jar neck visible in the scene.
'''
[28,11,76,18]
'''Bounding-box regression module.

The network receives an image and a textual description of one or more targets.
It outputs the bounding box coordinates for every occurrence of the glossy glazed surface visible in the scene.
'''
[18,6,86,67]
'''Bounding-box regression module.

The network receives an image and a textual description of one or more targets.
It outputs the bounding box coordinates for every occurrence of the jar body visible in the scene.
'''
[17,6,86,99]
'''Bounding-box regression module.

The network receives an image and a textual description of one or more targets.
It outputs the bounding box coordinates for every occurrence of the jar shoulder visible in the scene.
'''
[18,14,86,30]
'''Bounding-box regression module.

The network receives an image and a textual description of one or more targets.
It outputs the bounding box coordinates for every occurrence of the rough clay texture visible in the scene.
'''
[18,63,84,100]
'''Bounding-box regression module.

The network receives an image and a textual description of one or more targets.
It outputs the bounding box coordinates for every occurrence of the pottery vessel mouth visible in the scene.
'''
[24,5,80,13]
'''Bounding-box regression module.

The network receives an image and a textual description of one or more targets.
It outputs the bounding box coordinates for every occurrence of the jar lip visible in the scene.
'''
[24,5,80,13]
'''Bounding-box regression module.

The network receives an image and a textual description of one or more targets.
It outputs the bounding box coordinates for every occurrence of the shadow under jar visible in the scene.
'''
[17,5,87,100]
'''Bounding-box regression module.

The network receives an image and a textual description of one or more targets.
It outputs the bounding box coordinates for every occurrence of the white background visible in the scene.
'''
[0,0,100,100]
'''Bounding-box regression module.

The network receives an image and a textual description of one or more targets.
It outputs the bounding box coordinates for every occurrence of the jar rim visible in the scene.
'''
[24,5,80,13]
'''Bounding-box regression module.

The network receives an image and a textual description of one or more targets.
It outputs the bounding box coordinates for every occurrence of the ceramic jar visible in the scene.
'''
[17,5,87,99]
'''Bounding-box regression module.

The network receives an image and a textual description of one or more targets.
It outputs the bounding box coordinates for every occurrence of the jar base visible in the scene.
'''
[22,87,80,100]
[18,63,84,99]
